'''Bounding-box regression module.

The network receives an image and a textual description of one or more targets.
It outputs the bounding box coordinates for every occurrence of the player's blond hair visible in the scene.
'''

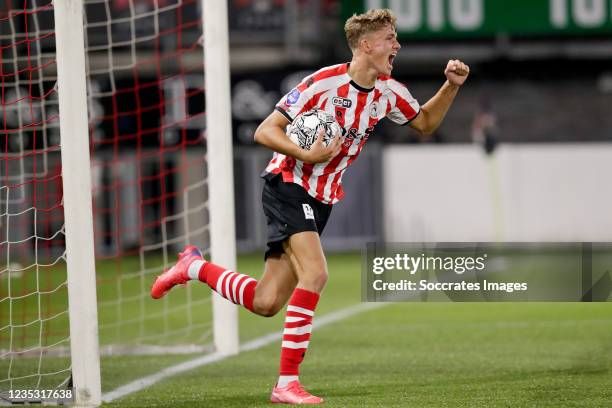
[344,9,397,51]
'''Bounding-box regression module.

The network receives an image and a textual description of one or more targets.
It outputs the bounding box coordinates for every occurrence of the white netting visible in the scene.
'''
[0,0,71,392]
[1,0,214,393]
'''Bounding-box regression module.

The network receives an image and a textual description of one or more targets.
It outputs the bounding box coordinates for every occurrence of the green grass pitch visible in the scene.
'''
[102,252,611,407]
[3,253,611,406]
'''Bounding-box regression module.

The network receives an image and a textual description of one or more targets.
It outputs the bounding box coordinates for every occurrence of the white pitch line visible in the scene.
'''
[102,302,386,403]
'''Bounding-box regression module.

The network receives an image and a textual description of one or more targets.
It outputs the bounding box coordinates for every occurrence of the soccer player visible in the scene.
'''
[151,8,469,404]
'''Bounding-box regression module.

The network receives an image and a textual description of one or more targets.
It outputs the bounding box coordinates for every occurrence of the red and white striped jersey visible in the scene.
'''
[262,63,420,204]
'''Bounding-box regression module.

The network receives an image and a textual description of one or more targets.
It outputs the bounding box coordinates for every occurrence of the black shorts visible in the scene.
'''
[261,174,332,259]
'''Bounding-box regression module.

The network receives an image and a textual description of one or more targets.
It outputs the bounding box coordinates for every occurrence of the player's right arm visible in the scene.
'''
[254,110,342,164]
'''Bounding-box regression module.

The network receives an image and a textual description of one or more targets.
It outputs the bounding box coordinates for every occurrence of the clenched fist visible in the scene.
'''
[445,59,470,86]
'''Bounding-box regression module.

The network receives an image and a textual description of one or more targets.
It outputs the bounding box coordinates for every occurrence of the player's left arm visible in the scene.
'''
[410,59,469,136]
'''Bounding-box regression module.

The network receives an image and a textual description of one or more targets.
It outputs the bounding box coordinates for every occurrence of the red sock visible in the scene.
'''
[279,288,320,376]
[188,259,257,313]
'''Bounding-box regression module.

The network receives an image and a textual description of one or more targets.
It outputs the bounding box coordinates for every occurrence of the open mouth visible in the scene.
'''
[388,53,396,67]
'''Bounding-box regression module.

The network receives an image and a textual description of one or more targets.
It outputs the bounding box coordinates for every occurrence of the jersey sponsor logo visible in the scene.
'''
[286,88,300,105]
[343,127,375,147]
[332,96,352,108]
[302,203,314,220]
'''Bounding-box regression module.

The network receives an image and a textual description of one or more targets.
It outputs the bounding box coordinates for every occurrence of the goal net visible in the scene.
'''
[1,0,235,402]
[86,0,213,357]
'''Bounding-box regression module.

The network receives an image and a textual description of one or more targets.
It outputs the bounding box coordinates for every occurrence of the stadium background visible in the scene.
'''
[56,0,612,255]
[1,0,611,406]
[228,0,612,249]
[3,0,610,255]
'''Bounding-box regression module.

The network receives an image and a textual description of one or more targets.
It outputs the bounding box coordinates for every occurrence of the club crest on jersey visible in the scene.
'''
[332,97,352,108]
[286,88,300,105]
[370,103,378,118]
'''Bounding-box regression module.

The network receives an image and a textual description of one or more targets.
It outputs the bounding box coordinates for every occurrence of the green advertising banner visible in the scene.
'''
[341,0,612,39]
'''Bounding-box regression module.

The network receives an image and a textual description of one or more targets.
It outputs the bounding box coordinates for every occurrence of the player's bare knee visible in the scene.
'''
[300,269,328,293]
[253,296,282,317]
[317,269,329,287]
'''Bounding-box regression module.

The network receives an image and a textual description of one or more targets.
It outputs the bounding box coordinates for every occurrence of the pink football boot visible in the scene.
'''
[150,245,203,299]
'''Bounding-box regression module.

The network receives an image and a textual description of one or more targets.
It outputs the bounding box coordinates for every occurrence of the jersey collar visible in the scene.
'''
[345,63,375,93]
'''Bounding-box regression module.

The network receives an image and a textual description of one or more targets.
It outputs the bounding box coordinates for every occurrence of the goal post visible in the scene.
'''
[202,0,239,357]
[54,0,101,406]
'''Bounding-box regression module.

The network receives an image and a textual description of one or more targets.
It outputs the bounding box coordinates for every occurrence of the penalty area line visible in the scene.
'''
[102,302,386,403]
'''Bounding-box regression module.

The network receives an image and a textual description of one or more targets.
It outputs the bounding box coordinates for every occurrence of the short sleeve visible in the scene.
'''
[385,79,420,125]
[275,76,316,123]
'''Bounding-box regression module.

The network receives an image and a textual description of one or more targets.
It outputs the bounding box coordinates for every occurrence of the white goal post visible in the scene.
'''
[54,1,101,405]
[202,0,239,357]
